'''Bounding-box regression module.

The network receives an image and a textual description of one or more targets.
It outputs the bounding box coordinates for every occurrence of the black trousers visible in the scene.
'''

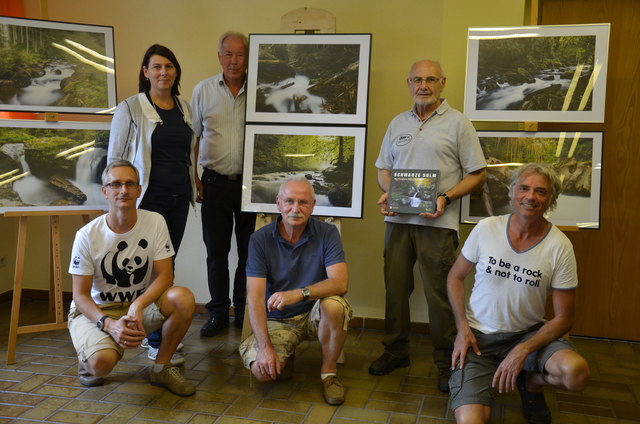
[201,168,256,320]
[139,190,190,348]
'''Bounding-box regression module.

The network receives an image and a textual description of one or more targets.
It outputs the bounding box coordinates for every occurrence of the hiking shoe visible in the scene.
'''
[77,362,103,387]
[147,346,186,366]
[517,371,551,424]
[150,365,195,396]
[368,352,410,375]
[322,375,345,405]
[141,338,184,352]
[438,367,451,393]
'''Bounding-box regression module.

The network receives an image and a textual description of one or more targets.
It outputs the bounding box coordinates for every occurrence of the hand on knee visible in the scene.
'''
[250,362,275,382]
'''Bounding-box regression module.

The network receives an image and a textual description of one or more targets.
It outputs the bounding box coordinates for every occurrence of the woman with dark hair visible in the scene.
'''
[107,44,195,366]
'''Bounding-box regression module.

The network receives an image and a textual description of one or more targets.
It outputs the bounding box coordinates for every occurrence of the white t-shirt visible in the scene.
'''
[461,214,578,334]
[69,209,174,306]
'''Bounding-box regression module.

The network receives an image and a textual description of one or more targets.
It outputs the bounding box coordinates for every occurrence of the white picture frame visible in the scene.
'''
[241,124,366,218]
[245,33,371,125]
[460,131,603,228]
[464,24,610,123]
[0,119,110,213]
[0,16,116,114]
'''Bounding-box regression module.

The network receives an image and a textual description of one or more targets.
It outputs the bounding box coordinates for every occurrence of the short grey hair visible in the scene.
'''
[509,163,561,212]
[278,176,316,200]
[218,31,247,54]
[102,159,140,186]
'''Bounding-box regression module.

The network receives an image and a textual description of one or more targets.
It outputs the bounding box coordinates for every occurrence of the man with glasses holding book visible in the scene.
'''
[371,60,487,393]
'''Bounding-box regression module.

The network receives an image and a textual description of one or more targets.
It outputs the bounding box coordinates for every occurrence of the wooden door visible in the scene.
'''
[538,0,640,340]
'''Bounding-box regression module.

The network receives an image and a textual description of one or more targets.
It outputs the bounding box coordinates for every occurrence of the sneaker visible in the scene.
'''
[517,371,552,424]
[77,362,103,387]
[200,316,229,337]
[438,367,451,393]
[368,352,410,376]
[150,365,196,396]
[322,375,345,405]
[141,338,184,352]
[147,346,186,366]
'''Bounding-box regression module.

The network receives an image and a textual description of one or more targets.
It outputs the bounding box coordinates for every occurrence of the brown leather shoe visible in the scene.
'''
[322,375,345,405]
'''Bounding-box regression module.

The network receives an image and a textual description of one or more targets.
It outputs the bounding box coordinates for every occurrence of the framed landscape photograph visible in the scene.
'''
[245,33,371,125]
[0,16,116,114]
[241,125,366,218]
[460,131,603,228]
[0,119,110,213]
[464,24,610,122]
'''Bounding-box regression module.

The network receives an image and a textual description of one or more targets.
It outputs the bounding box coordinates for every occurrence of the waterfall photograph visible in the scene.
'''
[464,24,609,122]
[246,34,371,125]
[0,120,110,212]
[241,125,365,218]
[0,16,116,113]
[460,131,603,229]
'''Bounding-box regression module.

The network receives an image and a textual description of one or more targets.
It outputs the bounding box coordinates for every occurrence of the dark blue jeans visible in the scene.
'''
[201,168,256,321]
[140,190,190,348]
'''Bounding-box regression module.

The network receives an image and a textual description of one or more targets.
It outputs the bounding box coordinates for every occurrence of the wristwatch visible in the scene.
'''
[438,192,451,206]
[96,315,109,332]
[301,287,311,302]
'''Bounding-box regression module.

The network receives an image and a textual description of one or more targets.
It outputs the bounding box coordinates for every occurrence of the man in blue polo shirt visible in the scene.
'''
[239,176,352,406]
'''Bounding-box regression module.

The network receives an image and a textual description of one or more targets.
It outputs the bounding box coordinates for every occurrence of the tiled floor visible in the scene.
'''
[1,298,639,423]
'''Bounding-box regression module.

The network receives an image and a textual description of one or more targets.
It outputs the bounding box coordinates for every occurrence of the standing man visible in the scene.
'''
[447,164,589,423]
[370,60,487,393]
[239,177,351,405]
[68,160,196,396]
[191,31,256,336]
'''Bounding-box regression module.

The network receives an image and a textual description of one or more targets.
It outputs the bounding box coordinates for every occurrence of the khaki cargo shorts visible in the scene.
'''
[68,301,165,362]
[239,296,352,369]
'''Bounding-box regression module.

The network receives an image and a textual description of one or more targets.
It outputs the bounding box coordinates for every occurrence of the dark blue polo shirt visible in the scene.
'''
[246,217,346,319]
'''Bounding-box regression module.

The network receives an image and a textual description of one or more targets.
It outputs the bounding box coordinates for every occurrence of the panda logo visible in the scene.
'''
[100,239,150,287]
[72,255,81,269]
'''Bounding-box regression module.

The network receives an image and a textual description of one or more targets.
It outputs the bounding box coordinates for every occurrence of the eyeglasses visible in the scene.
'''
[410,76,442,86]
[104,181,138,190]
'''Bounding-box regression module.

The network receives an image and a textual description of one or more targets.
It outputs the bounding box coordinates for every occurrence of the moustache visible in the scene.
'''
[287,213,305,219]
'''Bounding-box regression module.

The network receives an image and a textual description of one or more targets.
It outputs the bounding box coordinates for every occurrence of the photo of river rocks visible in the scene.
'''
[255,43,360,115]
[249,132,355,209]
[475,35,596,112]
[464,132,602,228]
[0,17,114,112]
[0,124,109,211]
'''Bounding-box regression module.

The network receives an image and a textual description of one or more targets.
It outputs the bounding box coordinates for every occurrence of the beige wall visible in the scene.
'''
[1,0,525,322]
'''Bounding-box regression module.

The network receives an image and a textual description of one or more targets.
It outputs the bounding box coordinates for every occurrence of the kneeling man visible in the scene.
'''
[239,176,352,405]
[447,163,589,424]
[68,160,195,396]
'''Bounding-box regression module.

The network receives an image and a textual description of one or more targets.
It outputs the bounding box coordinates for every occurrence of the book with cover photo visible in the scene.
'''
[388,169,440,214]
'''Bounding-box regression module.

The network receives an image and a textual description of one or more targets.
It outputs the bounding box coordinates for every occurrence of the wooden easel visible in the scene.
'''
[5,209,103,364]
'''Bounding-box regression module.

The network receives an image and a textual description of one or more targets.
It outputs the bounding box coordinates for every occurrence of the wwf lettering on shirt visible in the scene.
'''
[485,256,542,288]
[99,238,151,301]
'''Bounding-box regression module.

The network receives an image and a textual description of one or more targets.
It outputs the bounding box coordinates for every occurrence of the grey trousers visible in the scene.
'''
[382,222,458,369]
